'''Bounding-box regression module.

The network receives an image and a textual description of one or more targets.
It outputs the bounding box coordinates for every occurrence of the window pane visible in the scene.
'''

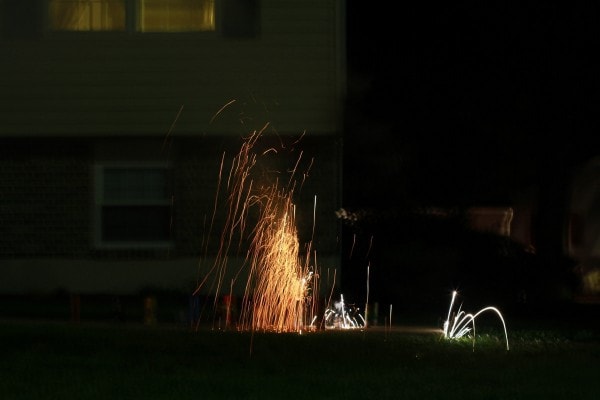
[97,165,171,245]
[139,0,215,32]
[49,0,125,31]
[103,168,168,203]
[102,205,171,241]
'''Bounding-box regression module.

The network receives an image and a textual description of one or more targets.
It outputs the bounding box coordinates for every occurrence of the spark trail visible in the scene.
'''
[443,291,510,351]
[194,124,318,333]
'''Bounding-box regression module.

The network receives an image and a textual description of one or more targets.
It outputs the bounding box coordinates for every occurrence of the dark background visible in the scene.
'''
[340,4,600,313]
[344,3,599,207]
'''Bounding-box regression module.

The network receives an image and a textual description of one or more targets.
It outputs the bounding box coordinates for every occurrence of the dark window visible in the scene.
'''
[102,205,171,242]
[95,165,172,247]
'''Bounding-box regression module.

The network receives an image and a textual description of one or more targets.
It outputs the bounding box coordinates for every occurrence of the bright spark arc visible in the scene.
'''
[324,294,365,330]
[443,291,510,351]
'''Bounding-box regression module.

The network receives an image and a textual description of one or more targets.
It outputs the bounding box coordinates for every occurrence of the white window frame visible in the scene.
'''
[93,162,173,249]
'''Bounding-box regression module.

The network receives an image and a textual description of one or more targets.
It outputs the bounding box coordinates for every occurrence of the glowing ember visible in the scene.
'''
[193,124,318,333]
[443,291,510,351]
[324,294,366,330]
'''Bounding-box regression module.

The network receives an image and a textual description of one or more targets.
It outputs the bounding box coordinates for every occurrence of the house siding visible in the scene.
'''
[0,0,344,296]
[0,0,344,137]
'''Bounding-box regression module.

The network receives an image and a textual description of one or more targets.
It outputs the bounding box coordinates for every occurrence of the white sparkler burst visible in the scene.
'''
[443,291,510,351]
[324,294,366,330]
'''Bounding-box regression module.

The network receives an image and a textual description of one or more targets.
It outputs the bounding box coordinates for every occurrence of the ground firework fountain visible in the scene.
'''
[193,124,319,333]
[443,291,510,351]
[324,294,366,330]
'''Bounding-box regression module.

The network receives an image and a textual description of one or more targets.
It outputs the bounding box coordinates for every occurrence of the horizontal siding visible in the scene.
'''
[0,0,344,137]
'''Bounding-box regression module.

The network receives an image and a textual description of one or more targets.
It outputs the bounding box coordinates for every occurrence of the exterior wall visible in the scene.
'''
[0,0,345,137]
[0,139,91,256]
[0,136,341,294]
[0,0,344,295]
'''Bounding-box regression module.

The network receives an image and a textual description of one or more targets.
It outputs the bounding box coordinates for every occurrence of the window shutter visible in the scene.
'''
[221,0,259,38]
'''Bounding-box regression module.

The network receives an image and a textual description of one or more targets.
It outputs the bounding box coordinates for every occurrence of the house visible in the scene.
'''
[0,0,345,302]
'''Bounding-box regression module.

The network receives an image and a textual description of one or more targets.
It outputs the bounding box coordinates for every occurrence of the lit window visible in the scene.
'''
[94,165,172,247]
[48,0,126,31]
[48,0,215,32]
[139,0,215,32]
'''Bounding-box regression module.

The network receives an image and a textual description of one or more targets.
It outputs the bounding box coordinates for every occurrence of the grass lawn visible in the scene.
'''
[1,315,599,400]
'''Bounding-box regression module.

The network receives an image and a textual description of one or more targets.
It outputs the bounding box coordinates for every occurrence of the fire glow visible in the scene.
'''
[193,124,318,333]
[443,291,510,351]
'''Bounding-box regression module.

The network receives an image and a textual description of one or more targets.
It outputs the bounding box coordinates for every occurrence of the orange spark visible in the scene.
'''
[195,126,318,333]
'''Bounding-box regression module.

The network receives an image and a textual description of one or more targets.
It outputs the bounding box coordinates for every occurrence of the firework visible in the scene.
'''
[194,125,318,333]
[324,294,366,330]
[443,291,510,351]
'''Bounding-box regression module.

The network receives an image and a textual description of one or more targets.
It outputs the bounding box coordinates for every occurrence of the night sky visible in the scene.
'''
[344,4,600,208]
